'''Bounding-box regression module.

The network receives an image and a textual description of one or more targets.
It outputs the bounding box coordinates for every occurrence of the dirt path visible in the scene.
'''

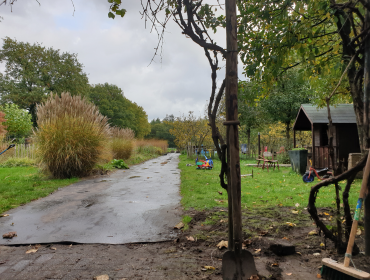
[0,154,182,245]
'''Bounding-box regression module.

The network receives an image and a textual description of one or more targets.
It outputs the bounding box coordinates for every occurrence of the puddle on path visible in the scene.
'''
[128,176,141,179]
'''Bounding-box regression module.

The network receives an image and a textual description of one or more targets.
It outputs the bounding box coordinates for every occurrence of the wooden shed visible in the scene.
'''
[292,104,361,169]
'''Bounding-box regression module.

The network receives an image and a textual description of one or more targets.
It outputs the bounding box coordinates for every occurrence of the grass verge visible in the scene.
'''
[179,154,362,211]
[0,167,78,214]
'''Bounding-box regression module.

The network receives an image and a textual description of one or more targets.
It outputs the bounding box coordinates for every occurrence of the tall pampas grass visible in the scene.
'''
[110,127,134,160]
[34,92,110,178]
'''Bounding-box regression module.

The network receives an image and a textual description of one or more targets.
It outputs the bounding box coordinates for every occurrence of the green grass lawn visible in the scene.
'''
[179,154,362,211]
[0,167,78,214]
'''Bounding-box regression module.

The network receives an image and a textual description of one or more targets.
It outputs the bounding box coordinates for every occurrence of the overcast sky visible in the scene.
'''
[0,0,246,121]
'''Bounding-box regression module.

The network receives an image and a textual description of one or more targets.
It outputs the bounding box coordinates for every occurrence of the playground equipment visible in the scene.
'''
[195,155,213,170]
[302,160,331,183]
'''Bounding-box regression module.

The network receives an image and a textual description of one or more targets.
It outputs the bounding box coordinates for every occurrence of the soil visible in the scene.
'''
[1,206,370,280]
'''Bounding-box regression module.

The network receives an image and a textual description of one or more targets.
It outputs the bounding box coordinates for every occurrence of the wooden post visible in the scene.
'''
[293,130,296,148]
[225,0,241,254]
[312,124,315,167]
[258,132,261,156]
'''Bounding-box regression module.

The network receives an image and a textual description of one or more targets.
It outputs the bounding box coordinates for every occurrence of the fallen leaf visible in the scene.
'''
[324,212,330,216]
[320,243,325,247]
[291,210,299,214]
[258,230,268,236]
[174,222,184,229]
[317,273,322,278]
[220,219,226,223]
[204,266,216,270]
[295,203,300,207]
[186,236,195,242]
[246,192,251,194]
[249,275,259,280]
[160,162,168,165]
[93,275,109,280]
[2,232,17,239]
[216,240,228,249]
[286,222,296,227]
[282,237,289,240]
[357,229,362,236]
[271,263,279,267]
[218,191,222,195]
[286,273,292,276]
[26,249,38,254]
[69,244,73,247]
[254,249,261,253]
[50,247,57,250]
[296,252,302,255]
[1,214,9,217]
[313,253,320,256]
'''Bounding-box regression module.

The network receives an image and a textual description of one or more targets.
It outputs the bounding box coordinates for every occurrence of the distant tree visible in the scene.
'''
[146,115,176,147]
[0,103,32,138]
[88,83,134,128]
[168,111,212,151]
[0,37,89,125]
[238,80,265,155]
[260,70,312,146]
[88,83,151,138]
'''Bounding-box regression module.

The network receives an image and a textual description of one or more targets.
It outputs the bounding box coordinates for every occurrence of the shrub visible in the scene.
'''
[0,104,32,138]
[277,152,291,164]
[111,138,133,160]
[34,92,110,178]
[0,157,36,167]
[111,159,129,169]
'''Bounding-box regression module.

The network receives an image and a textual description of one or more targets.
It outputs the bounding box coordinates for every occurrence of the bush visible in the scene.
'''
[111,159,129,169]
[136,145,163,155]
[34,92,110,178]
[111,138,133,160]
[0,104,33,138]
[277,152,291,164]
[0,157,36,167]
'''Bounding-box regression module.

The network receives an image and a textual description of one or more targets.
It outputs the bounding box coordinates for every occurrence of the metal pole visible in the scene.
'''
[258,132,261,156]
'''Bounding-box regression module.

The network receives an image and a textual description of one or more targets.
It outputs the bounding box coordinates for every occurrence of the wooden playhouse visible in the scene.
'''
[292,104,361,169]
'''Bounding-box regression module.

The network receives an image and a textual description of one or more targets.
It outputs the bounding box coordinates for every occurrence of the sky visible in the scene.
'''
[0,0,246,121]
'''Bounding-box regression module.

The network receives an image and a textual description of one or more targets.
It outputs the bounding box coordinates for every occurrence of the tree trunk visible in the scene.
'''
[285,122,290,148]
[225,0,240,253]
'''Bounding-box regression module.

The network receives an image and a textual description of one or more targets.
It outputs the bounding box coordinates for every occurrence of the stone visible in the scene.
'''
[269,240,296,256]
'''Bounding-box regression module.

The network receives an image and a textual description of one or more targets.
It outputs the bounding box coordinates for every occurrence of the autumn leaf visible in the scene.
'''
[203,266,216,270]
[217,240,228,249]
[186,236,195,241]
[26,249,38,254]
[174,222,184,229]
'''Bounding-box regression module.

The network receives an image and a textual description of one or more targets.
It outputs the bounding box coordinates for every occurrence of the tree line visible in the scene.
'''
[0,37,150,139]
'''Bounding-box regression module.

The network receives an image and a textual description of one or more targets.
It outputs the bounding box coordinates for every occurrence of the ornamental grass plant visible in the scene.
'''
[110,127,135,160]
[34,92,110,178]
[135,139,168,154]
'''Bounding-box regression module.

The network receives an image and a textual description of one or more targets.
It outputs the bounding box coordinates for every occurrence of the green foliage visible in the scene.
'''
[0,157,36,167]
[145,115,176,147]
[0,37,89,125]
[0,103,32,138]
[182,215,192,230]
[276,152,291,164]
[111,159,129,169]
[0,166,78,214]
[88,83,150,138]
[34,93,110,178]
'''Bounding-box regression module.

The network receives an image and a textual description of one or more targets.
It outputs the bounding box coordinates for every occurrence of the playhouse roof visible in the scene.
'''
[293,104,357,131]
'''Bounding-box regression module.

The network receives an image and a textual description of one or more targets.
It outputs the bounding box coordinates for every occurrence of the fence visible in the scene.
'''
[12,144,36,159]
